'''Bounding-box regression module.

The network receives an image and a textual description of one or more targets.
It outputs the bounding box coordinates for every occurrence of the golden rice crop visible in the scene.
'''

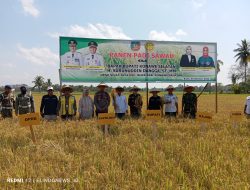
[0,93,249,189]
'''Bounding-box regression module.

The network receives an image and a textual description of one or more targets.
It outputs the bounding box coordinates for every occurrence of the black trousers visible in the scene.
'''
[116,113,125,119]
[96,110,108,117]
[183,112,196,119]
[165,112,177,117]
[61,115,74,120]
[1,109,13,118]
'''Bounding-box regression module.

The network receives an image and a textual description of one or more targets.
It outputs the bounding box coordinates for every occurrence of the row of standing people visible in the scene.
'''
[0,83,199,120]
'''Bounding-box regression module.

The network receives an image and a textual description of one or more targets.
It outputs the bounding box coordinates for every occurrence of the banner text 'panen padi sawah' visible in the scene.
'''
[60,37,217,82]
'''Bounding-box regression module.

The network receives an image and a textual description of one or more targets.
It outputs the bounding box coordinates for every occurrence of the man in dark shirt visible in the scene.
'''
[148,88,162,110]
[182,85,197,119]
[128,85,143,118]
[40,86,58,121]
[180,46,197,67]
[94,82,110,117]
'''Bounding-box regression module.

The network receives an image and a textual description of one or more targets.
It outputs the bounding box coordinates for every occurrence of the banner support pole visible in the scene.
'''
[215,81,218,113]
[215,43,218,113]
[146,82,149,108]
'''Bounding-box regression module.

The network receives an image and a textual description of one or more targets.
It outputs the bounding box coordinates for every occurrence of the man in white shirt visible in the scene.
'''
[113,86,128,119]
[244,96,250,118]
[82,41,105,69]
[163,85,178,117]
[61,39,83,66]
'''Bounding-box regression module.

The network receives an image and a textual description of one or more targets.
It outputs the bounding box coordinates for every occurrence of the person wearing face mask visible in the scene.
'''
[61,39,83,66]
[15,86,35,115]
[198,47,215,67]
[0,85,15,118]
[82,41,105,69]
[180,46,197,67]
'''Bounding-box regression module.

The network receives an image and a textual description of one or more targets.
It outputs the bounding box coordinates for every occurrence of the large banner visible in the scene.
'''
[60,37,217,82]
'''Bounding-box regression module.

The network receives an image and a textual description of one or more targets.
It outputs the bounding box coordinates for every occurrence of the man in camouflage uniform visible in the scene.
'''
[15,86,35,115]
[182,85,197,119]
[94,82,110,117]
[0,85,15,118]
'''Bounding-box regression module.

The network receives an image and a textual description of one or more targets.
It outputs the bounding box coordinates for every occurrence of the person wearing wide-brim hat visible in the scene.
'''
[94,82,110,117]
[61,85,73,93]
[78,87,94,120]
[183,85,195,92]
[163,85,178,118]
[40,86,58,121]
[182,85,197,119]
[128,85,143,118]
[57,85,77,120]
[113,86,128,119]
[148,88,162,111]
[0,85,15,118]
[129,85,141,92]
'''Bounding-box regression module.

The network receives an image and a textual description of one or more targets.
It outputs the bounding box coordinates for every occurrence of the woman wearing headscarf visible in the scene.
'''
[78,87,94,119]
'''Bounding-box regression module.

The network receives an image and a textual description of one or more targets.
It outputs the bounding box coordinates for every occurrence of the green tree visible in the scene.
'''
[216,60,223,74]
[32,75,45,92]
[234,39,250,83]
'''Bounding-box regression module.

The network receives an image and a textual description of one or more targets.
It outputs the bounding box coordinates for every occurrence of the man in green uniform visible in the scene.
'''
[182,85,197,119]
[15,86,35,115]
[0,85,15,118]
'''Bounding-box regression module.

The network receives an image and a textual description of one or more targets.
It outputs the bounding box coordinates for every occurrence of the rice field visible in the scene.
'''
[0,92,249,190]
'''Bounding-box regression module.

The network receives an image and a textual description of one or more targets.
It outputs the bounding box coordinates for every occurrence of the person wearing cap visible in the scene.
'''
[180,46,197,67]
[148,88,162,110]
[78,87,94,120]
[15,86,35,115]
[244,95,250,119]
[182,85,197,119]
[163,85,178,117]
[82,41,105,68]
[40,86,58,121]
[94,82,110,117]
[0,85,15,118]
[57,85,77,120]
[61,39,83,66]
[128,85,143,118]
[198,47,215,67]
[113,86,128,119]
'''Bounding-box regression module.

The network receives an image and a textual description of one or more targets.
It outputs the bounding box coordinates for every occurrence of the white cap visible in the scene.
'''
[47,86,53,91]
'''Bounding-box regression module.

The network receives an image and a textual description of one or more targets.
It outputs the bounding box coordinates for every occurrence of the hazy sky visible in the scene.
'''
[0,0,249,88]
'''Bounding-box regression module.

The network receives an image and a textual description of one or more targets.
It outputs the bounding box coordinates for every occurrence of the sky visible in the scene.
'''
[0,0,249,88]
